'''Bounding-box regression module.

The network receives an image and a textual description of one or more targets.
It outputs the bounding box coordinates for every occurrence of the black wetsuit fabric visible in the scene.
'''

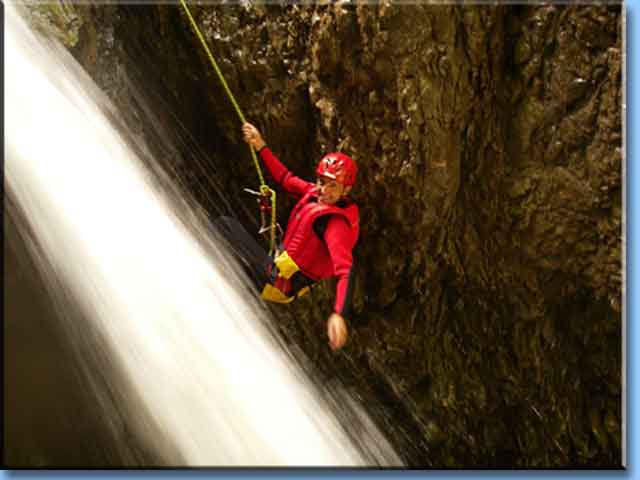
[212,216,272,289]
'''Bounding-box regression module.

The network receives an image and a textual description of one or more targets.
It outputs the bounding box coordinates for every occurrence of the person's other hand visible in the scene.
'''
[327,313,348,351]
[242,123,266,151]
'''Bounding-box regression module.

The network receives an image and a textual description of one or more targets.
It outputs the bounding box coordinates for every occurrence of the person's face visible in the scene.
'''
[316,176,351,205]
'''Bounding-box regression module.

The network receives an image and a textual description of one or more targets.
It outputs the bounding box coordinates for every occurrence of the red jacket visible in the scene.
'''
[260,147,359,317]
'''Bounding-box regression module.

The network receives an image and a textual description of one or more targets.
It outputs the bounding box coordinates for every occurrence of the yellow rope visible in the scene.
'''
[179,0,278,254]
[269,189,277,255]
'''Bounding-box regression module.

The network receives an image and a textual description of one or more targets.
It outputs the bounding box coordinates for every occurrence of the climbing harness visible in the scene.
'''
[178,0,279,255]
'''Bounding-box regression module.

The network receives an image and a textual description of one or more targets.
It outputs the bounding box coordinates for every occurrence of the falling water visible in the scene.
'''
[5,3,401,466]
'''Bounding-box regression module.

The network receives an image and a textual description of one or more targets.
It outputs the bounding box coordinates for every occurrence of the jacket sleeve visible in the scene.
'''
[323,215,357,318]
[259,147,312,198]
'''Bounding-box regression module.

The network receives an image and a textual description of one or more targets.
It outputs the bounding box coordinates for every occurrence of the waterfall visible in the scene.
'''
[5,3,401,467]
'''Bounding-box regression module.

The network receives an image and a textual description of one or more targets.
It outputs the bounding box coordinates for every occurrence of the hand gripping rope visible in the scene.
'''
[179,0,279,255]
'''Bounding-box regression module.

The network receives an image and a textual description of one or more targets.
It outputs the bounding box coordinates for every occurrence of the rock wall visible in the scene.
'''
[21,2,622,467]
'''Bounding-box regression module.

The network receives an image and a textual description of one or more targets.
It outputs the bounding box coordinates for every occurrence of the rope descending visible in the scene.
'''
[179,0,278,254]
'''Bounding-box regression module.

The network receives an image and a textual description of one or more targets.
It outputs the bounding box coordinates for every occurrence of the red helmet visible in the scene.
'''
[316,153,357,186]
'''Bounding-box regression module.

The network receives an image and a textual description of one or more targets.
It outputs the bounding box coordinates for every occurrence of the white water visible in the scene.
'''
[5,3,401,466]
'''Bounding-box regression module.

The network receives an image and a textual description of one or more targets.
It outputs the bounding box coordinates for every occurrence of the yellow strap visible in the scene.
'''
[260,284,295,304]
[260,284,310,304]
[273,250,300,279]
[179,0,278,254]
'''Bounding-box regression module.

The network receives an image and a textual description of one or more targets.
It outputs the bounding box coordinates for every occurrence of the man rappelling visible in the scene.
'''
[215,123,359,351]
[243,123,359,351]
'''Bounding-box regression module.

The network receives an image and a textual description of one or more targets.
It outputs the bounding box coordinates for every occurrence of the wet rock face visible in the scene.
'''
[31,3,621,466]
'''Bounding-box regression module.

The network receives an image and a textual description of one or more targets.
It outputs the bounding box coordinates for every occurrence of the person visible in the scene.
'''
[229,122,359,351]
